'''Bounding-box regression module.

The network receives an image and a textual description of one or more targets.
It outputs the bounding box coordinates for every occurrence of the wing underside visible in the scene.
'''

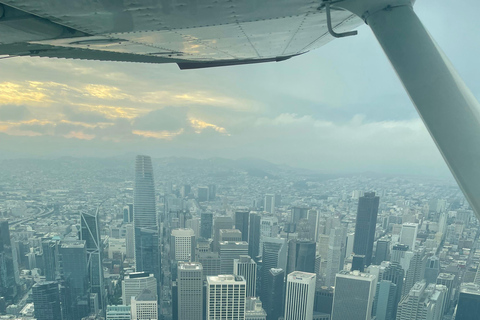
[0,0,362,68]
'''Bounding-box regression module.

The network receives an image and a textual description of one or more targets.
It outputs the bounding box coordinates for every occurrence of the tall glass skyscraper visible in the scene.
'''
[134,155,160,282]
[32,281,61,320]
[353,192,379,266]
[0,219,18,302]
[80,209,105,310]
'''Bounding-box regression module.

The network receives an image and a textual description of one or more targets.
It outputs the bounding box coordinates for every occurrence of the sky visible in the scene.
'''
[0,0,479,177]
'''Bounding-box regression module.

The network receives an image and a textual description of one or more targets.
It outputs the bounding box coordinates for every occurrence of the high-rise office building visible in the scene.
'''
[134,228,160,280]
[201,212,213,239]
[264,194,275,214]
[291,207,309,225]
[58,240,89,320]
[197,186,209,202]
[171,228,195,262]
[263,268,285,320]
[260,237,288,302]
[286,239,316,275]
[130,289,158,320]
[123,204,134,223]
[372,280,396,320]
[400,223,419,251]
[0,219,18,302]
[390,244,409,264]
[42,239,58,282]
[403,247,426,296]
[234,255,257,297]
[177,262,203,320]
[436,273,455,313]
[208,184,217,200]
[284,271,316,320]
[352,192,379,266]
[314,286,334,316]
[220,229,242,242]
[373,238,390,265]
[455,283,480,320]
[234,210,250,242]
[245,297,267,320]
[106,305,131,320]
[424,256,440,284]
[306,210,319,242]
[134,155,157,229]
[248,213,261,259]
[133,155,160,282]
[213,216,233,252]
[32,281,61,320]
[122,272,157,306]
[352,255,366,272]
[325,227,345,287]
[331,271,377,320]
[197,252,221,279]
[206,275,246,320]
[259,216,278,256]
[396,281,447,320]
[80,209,105,309]
[219,241,248,274]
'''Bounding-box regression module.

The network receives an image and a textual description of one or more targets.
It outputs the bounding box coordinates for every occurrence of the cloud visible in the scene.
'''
[133,107,189,132]
[0,105,32,121]
[63,105,109,123]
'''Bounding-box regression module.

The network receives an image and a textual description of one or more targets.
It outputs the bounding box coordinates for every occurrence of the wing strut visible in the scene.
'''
[337,0,480,220]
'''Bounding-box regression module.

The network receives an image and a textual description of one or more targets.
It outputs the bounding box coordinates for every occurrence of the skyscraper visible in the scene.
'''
[177,262,203,320]
[42,239,58,282]
[424,256,440,284]
[372,280,396,320]
[234,210,250,242]
[197,186,209,202]
[133,155,160,282]
[0,219,18,302]
[248,213,261,259]
[219,241,248,274]
[314,286,334,316]
[245,297,267,320]
[352,192,379,266]
[130,289,158,320]
[291,207,309,225]
[331,271,377,320]
[325,227,345,287]
[171,228,195,262]
[264,194,275,214]
[213,216,233,252]
[436,273,455,313]
[284,271,316,320]
[122,272,157,306]
[263,268,285,320]
[396,281,447,320]
[80,209,105,309]
[32,281,61,320]
[373,238,390,265]
[260,237,288,303]
[200,212,213,239]
[219,229,242,242]
[455,283,480,320]
[234,255,257,297]
[58,240,89,320]
[259,216,278,256]
[286,239,316,275]
[134,155,157,229]
[207,275,246,320]
[400,223,419,251]
[402,247,426,296]
[197,252,221,280]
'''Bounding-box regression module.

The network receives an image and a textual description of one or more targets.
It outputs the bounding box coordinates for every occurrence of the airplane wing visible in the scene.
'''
[0,0,361,68]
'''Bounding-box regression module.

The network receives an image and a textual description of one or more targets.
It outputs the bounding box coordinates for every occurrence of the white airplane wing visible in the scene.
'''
[0,0,361,68]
